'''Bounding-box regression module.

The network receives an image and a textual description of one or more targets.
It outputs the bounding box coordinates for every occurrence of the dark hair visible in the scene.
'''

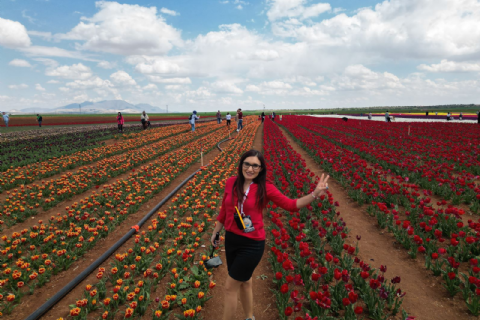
[233,149,267,210]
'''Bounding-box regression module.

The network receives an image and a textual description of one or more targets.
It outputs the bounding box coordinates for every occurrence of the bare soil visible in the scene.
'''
[278,126,473,320]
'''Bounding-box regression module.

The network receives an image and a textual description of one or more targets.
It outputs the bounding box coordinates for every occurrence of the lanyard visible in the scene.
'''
[239,182,253,216]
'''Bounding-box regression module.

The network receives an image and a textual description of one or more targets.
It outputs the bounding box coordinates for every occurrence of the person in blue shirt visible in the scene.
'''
[189,110,200,131]
[2,112,10,127]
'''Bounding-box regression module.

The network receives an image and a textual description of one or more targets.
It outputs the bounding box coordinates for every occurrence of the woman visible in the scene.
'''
[189,110,200,131]
[211,150,329,320]
[117,112,124,133]
[261,112,265,123]
[226,112,231,127]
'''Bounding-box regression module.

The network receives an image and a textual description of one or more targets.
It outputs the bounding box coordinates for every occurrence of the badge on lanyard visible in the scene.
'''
[237,183,255,233]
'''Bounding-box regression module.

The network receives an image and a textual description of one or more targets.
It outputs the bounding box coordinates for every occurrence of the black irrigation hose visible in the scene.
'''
[26,167,205,320]
[217,137,234,151]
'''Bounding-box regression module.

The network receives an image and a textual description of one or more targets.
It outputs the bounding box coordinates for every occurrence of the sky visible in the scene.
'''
[1,0,480,112]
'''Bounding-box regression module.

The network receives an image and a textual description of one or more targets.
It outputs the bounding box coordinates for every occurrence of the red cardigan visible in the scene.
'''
[217,176,298,240]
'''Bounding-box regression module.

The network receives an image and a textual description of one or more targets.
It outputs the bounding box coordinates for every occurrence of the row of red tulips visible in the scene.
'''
[263,119,409,320]
[297,117,480,211]
[280,116,480,315]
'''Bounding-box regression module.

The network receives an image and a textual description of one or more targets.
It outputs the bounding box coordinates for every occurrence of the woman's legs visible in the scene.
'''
[223,275,254,320]
[239,278,254,318]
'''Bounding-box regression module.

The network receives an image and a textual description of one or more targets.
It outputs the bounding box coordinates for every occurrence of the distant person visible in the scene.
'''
[261,112,265,123]
[385,111,390,122]
[477,111,480,124]
[2,112,10,127]
[117,112,124,133]
[342,117,348,122]
[216,110,222,124]
[368,112,372,120]
[226,112,231,127]
[36,114,42,127]
[141,111,149,129]
[272,112,276,122]
[459,112,463,120]
[426,111,429,116]
[237,108,243,132]
[189,110,200,131]
[446,112,451,121]
[435,112,438,116]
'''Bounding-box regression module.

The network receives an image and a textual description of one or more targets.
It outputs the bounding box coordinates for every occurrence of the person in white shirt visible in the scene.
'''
[141,111,150,130]
[189,110,200,131]
[226,112,232,127]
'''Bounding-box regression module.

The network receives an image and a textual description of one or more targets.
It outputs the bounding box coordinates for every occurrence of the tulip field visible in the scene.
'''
[0,114,479,320]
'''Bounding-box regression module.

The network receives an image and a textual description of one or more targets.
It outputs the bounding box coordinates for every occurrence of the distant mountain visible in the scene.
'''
[62,101,95,109]
[16,100,167,114]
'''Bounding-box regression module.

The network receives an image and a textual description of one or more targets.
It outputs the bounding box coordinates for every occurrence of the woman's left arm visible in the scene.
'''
[268,174,329,211]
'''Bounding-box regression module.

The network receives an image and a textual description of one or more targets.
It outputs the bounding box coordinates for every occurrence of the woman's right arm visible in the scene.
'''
[210,222,224,246]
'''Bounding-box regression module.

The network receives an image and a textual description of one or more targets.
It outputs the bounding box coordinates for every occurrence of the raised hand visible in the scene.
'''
[314,173,330,197]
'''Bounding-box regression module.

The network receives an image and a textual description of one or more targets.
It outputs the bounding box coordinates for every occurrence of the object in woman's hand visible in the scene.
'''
[206,233,223,269]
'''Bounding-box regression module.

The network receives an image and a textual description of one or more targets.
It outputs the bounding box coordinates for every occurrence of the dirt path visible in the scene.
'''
[202,123,279,320]
[8,140,226,320]
[278,126,472,320]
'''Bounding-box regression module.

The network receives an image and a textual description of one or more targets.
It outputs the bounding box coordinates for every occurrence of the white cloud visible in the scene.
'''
[46,63,93,80]
[165,85,184,90]
[272,0,480,60]
[236,5,243,10]
[28,30,52,41]
[20,46,92,60]
[210,81,243,94]
[8,84,29,89]
[267,0,331,21]
[0,95,11,102]
[135,59,181,74]
[418,60,480,73]
[0,17,31,48]
[66,76,114,90]
[143,84,158,90]
[333,64,403,91]
[56,1,183,55]
[245,84,261,92]
[147,76,192,84]
[184,87,214,99]
[9,59,32,67]
[261,80,292,89]
[97,61,116,69]
[59,87,70,92]
[35,84,46,91]
[251,49,280,61]
[47,80,60,84]
[110,71,137,86]
[160,7,179,16]
[33,58,59,68]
